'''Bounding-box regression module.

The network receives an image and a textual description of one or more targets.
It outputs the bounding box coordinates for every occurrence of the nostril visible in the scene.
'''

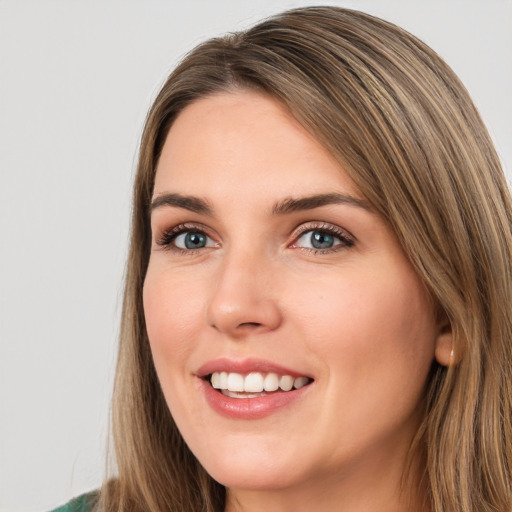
[236,322,265,331]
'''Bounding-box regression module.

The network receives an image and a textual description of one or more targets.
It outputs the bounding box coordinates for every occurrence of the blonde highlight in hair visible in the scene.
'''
[100,7,512,512]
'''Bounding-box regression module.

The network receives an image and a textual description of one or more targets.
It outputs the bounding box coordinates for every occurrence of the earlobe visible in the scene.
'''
[434,325,455,367]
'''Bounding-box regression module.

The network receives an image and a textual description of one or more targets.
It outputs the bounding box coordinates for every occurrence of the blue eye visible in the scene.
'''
[174,231,215,250]
[156,224,218,252]
[310,231,336,249]
[294,228,352,251]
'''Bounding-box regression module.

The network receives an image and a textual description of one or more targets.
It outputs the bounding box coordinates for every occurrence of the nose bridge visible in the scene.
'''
[206,241,281,336]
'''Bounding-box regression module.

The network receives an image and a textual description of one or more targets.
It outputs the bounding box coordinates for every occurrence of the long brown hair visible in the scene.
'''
[100,6,512,512]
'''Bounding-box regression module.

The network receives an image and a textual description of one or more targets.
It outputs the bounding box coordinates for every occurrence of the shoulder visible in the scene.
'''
[48,491,98,512]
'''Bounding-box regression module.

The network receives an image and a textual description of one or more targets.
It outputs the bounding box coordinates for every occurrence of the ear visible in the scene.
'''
[434,321,455,367]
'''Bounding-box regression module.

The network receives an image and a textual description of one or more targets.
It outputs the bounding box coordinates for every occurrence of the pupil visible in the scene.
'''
[311,231,333,249]
[185,233,206,249]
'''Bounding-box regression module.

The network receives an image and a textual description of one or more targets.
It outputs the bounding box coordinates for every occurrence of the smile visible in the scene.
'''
[210,371,311,397]
[197,359,314,418]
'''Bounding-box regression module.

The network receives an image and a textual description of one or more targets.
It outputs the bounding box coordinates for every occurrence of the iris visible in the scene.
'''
[311,231,334,249]
[184,232,207,249]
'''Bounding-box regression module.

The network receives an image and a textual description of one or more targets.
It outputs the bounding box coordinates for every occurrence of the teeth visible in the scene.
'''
[279,375,294,391]
[293,376,309,389]
[244,372,264,392]
[223,390,265,399]
[210,371,311,393]
[263,373,279,392]
[227,373,244,392]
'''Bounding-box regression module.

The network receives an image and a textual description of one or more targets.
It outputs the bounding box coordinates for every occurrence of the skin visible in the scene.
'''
[143,90,450,512]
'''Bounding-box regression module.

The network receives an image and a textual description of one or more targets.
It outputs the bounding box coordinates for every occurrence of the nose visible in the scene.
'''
[206,248,282,338]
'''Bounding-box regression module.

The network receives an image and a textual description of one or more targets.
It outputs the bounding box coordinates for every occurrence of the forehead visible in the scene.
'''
[154,90,361,201]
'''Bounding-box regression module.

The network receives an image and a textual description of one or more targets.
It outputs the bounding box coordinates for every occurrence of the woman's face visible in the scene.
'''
[144,90,444,498]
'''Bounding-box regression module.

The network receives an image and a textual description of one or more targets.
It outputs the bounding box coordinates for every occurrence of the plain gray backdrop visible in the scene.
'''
[1,1,511,511]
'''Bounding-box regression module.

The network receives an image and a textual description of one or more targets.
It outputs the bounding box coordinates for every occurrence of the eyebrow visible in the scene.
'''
[271,193,371,215]
[151,193,212,215]
[150,191,371,216]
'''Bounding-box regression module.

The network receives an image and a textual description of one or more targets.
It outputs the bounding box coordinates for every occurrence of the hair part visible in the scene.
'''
[100,6,512,512]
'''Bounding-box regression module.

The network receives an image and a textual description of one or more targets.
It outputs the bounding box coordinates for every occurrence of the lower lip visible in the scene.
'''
[200,378,311,420]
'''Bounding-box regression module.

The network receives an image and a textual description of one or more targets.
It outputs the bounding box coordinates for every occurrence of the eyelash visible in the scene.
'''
[155,223,214,255]
[291,222,355,254]
[154,222,355,254]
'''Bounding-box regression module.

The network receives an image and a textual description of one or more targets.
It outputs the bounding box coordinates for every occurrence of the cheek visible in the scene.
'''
[286,264,437,382]
[142,266,208,430]
[143,266,204,368]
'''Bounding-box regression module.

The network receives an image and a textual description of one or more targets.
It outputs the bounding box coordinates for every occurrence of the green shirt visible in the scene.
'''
[48,492,98,512]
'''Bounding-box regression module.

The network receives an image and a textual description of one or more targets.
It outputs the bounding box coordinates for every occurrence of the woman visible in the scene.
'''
[56,5,512,512]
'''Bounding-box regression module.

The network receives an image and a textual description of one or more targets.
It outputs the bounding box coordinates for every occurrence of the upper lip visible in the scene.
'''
[196,358,312,379]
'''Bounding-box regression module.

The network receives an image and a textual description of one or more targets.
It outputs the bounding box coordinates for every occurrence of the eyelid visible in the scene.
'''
[153,220,354,254]
[289,222,355,251]
[154,222,218,252]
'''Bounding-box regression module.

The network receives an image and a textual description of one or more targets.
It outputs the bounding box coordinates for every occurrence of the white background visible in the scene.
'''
[0,1,510,511]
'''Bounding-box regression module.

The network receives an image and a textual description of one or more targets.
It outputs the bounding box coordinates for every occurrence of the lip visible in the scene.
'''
[199,378,312,419]
[196,358,313,420]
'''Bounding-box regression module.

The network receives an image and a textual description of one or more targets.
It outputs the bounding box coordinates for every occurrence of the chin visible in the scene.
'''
[196,446,306,491]
[208,466,301,492]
